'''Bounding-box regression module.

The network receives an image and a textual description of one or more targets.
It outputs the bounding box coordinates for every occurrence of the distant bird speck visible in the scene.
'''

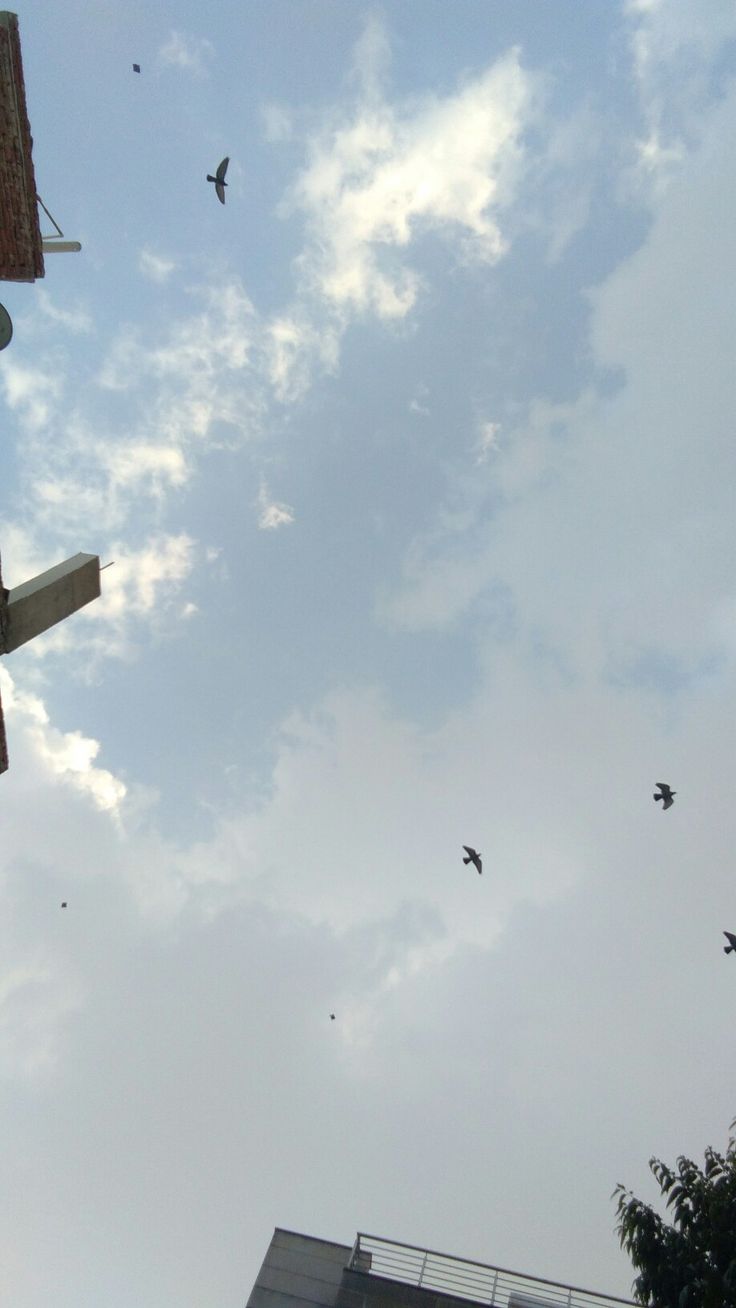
[207,156,229,204]
[330,1013,335,1020]
[133,64,140,73]
[462,846,482,875]
[61,901,67,908]
[724,932,736,955]
[653,782,676,810]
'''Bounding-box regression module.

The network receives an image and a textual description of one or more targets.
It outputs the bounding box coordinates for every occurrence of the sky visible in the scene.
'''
[1,1,736,1305]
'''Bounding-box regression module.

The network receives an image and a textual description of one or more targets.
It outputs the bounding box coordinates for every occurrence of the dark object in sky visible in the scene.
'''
[330,1013,335,1020]
[207,156,229,204]
[61,901,67,908]
[653,782,676,810]
[133,64,140,73]
[462,845,482,874]
[724,933,736,955]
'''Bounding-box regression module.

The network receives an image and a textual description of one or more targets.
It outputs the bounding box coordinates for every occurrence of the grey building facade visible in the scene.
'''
[245,1229,635,1308]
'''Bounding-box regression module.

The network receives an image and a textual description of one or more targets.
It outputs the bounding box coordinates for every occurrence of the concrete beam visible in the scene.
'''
[1,552,100,653]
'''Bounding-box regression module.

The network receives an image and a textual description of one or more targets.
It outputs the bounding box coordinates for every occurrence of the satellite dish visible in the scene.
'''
[0,303,12,350]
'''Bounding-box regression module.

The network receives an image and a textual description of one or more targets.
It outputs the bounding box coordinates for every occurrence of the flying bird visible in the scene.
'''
[207,156,229,204]
[61,902,67,908]
[724,933,736,955]
[653,782,676,810]
[329,1013,335,1021]
[132,64,140,73]
[462,846,482,875]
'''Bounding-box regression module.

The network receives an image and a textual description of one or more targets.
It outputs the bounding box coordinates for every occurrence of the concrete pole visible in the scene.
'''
[0,553,100,654]
[41,241,82,253]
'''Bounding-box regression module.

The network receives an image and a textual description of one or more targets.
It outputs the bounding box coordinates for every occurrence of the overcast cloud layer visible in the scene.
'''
[2,4,736,1307]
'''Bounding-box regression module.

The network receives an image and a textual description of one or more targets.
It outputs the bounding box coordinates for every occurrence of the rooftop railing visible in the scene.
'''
[347,1234,636,1308]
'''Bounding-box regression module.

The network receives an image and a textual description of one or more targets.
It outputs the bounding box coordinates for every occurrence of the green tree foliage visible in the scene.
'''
[613,1119,736,1307]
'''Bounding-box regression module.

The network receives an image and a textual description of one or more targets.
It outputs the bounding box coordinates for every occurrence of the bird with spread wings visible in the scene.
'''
[653,782,676,810]
[462,846,482,875]
[207,156,229,204]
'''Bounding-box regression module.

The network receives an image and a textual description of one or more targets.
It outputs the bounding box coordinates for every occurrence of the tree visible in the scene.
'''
[613,1118,736,1307]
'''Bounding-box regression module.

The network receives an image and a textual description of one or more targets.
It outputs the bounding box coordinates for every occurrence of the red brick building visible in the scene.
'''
[0,10,43,281]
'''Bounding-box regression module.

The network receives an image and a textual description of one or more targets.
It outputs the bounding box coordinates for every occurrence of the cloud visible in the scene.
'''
[77,533,197,661]
[14,534,197,668]
[634,127,684,184]
[2,281,262,544]
[34,290,91,334]
[140,676,592,954]
[0,272,316,664]
[158,30,214,77]
[0,958,81,1082]
[626,0,736,192]
[261,102,293,143]
[257,484,295,530]
[349,12,391,103]
[263,311,340,403]
[0,28,539,633]
[377,71,736,688]
[286,42,535,320]
[475,420,501,463]
[138,249,177,284]
[0,358,62,432]
[0,667,126,814]
[409,384,430,417]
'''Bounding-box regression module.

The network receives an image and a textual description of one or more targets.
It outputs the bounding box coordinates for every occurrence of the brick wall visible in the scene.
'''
[0,11,44,281]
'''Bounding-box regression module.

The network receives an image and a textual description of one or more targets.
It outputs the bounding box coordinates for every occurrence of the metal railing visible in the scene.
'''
[347,1234,636,1308]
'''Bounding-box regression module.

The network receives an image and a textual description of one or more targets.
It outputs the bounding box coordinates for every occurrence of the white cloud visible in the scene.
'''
[409,384,430,417]
[34,290,91,334]
[263,311,340,403]
[100,534,195,618]
[0,667,126,814]
[0,279,289,663]
[121,676,581,948]
[349,12,391,103]
[4,282,263,544]
[138,249,177,283]
[101,442,188,496]
[158,30,214,77]
[0,523,60,598]
[634,125,684,188]
[287,42,535,319]
[257,483,295,530]
[0,959,81,1082]
[0,359,62,431]
[261,102,293,143]
[17,534,197,666]
[475,420,501,463]
[378,75,736,680]
[626,0,736,193]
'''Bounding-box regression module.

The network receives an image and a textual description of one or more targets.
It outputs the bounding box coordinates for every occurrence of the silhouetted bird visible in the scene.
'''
[330,1013,335,1020]
[462,846,482,874]
[207,156,229,204]
[653,782,676,810]
[724,933,736,955]
[61,902,67,908]
[133,64,140,73]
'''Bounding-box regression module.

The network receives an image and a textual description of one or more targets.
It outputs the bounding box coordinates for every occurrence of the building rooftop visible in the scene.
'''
[346,1233,636,1308]
[248,1229,636,1308]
